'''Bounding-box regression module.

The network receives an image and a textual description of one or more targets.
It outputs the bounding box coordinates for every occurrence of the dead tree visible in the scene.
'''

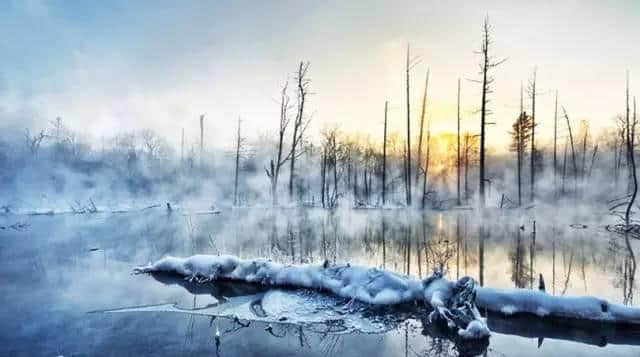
[528,68,538,201]
[624,73,637,300]
[421,119,431,209]
[233,119,245,206]
[382,101,388,205]
[580,121,589,185]
[463,133,479,200]
[562,107,579,193]
[625,74,638,225]
[321,146,327,208]
[405,45,414,206]
[24,129,46,156]
[265,82,292,206]
[457,79,462,205]
[288,61,312,201]
[474,16,506,208]
[416,70,430,189]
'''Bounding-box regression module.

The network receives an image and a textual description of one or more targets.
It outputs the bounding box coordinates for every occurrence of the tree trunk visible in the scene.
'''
[530,70,536,202]
[382,101,388,206]
[416,70,429,188]
[457,79,461,205]
[405,44,412,207]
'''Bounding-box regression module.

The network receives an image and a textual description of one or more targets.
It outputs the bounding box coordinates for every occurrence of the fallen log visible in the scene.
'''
[133,254,640,339]
[134,254,489,339]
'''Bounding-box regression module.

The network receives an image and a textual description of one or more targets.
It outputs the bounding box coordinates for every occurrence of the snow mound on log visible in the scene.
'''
[134,255,425,305]
[476,288,640,324]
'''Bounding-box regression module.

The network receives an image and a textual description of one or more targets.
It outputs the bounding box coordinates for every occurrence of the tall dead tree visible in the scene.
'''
[457,79,462,205]
[580,121,589,183]
[416,70,430,189]
[562,107,579,192]
[474,16,506,208]
[405,44,413,206]
[265,82,292,206]
[288,61,312,201]
[624,73,637,300]
[625,73,638,225]
[321,146,327,208]
[528,69,537,201]
[233,119,243,206]
[422,118,431,208]
[382,101,388,206]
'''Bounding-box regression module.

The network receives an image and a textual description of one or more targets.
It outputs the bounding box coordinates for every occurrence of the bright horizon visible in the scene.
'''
[2,0,639,153]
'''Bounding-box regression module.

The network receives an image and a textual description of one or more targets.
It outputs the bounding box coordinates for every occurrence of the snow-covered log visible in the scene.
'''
[476,287,640,325]
[134,254,489,339]
[134,254,640,331]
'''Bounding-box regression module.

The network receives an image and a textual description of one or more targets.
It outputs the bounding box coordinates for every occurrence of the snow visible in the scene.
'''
[476,287,640,324]
[458,320,490,339]
[135,255,426,306]
[134,254,491,339]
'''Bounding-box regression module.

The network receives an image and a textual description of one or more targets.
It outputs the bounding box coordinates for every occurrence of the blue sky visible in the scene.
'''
[2,0,640,150]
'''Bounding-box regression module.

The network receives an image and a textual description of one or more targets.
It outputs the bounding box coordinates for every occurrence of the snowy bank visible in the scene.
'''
[134,254,489,339]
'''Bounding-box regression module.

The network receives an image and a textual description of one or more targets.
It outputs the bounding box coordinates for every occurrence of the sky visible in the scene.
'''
[1,0,640,152]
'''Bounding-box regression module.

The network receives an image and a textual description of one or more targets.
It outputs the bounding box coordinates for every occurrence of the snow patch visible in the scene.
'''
[458,320,491,339]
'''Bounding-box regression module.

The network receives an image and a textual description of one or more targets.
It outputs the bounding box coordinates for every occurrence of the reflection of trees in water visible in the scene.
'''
[509,228,532,288]
[119,207,636,303]
[608,235,637,305]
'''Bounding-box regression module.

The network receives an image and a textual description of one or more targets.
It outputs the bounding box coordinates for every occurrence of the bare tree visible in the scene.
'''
[233,119,246,206]
[288,61,312,201]
[421,118,431,208]
[562,107,579,192]
[140,129,162,160]
[528,68,538,201]
[24,129,46,156]
[457,79,462,205]
[404,45,421,206]
[382,101,388,206]
[623,73,637,304]
[265,82,292,206]
[474,16,506,207]
[625,74,638,225]
[416,70,430,189]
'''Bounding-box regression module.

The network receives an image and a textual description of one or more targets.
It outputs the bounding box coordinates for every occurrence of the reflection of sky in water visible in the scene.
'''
[0,209,639,356]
